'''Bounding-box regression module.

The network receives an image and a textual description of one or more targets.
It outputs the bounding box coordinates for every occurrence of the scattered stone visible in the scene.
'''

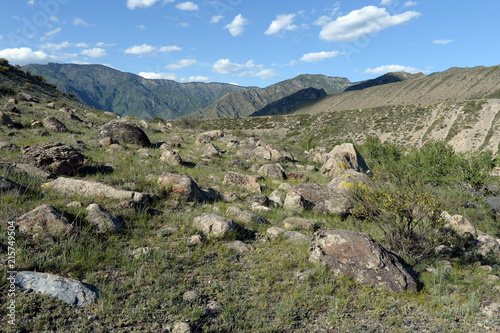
[43,116,70,133]
[258,164,286,179]
[440,212,477,239]
[99,137,116,146]
[99,120,151,147]
[224,240,254,253]
[15,271,98,307]
[67,201,83,208]
[10,163,50,180]
[205,300,223,316]
[29,128,50,136]
[328,169,370,190]
[223,171,262,193]
[182,290,199,302]
[160,150,183,166]
[291,182,353,216]
[282,217,318,231]
[283,190,306,212]
[286,171,307,181]
[172,322,192,333]
[196,130,224,145]
[283,231,310,244]
[226,206,268,225]
[309,229,418,292]
[189,235,203,244]
[131,247,152,258]
[202,143,222,157]
[0,176,26,194]
[17,204,73,237]
[42,177,150,203]
[269,189,285,207]
[157,172,209,202]
[473,231,500,258]
[86,203,124,233]
[0,111,15,127]
[192,213,237,238]
[320,143,370,177]
[46,102,55,109]
[0,141,19,151]
[253,146,272,160]
[20,143,85,176]
[267,227,286,238]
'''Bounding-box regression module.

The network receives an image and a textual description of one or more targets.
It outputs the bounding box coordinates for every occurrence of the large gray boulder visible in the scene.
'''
[20,143,85,176]
[99,120,151,147]
[15,271,98,307]
[226,206,268,225]
[320,143,370,177]
[192,213,237,238]
[258,164,286,179]
[43,116,70,133]
[309,229,418,292]
[17,204,73,237]
[42,177,150,203]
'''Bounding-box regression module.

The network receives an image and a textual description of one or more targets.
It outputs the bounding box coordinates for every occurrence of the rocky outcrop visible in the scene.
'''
[20,143,85,176]
[192,213,237,238]
[42,177,150,203]
[99,120,151,147]
[15,271,98,307]
[309,229,418,292]
[320,143,370,177]
[17,204,73,237]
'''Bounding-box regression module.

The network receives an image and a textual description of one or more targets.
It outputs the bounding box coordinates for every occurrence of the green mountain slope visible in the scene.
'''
[22,63,250,119]
[189,74,352,119]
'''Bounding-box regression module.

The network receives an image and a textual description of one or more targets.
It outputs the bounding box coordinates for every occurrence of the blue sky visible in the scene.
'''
[0,0,499,87]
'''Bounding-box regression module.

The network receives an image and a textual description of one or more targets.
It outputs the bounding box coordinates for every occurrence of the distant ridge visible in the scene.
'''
[22,63,250,119]
[345,72,424,92]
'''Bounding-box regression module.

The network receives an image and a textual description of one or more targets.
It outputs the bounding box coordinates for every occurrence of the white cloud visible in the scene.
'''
[364,64,422,74]
[265,14,299,35]
[225,14,249,37]
[212,58,278,79]
[404,1,418,7]
[165,59,197,70]
[138,72,210,82]
[313,15,332,26]
[380,0,391,5]
[27,0,35,5]
[41,41,72,50]
[73,18,92,27]
[0,47,54,65]
[176,2,199,11]
[44,27,62,37]
[136,25,147,30]
[81,48,107,58]
[433,39,454,45]
[75,43,90,48]
[319,6,421,42]
[210,15,224,24]
[300,51,343,62]
[127,0,160,9]
[124,44,181,56]
[49,16,59,22]
[213,59,244,74]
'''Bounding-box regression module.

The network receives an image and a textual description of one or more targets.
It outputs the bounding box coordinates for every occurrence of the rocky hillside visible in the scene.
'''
[345,71,425,91]
[183,74,352,119]
[249,88,327,117]
[0,63,499,332]
[22,63,250,119]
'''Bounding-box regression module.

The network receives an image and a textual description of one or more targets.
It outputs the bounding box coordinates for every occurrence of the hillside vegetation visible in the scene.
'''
[0,59,499,332]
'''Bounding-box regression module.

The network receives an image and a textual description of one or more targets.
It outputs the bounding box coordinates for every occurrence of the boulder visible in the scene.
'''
[99,120,151,147]
[17,204,73,237]
[226,206,268,225]
[0,176,26,194]
[282,217,318,231]
[0,141,20,151]
[192,213,237,238]
[15,271,98,307]
[196,130,224,145]
[160,150,183,166]
[283,191,306,212]
[473,231,500,258]
[224,240,254,253]
[202,143,222,157]
[328,169,370,190]
[291,182,353,216]
[42,177,149,203]
[440,212,477,239]
[320,143,370,177]
[0,111,15,127]
[223,172,262,193]
[86,203,124,233]
[20,143,85,176]
[43,116,70,133]
[258,164,286,179]
[158,172,209,202]
[253,146,272,160]
[309,229,418,292]
[283,231,311,244]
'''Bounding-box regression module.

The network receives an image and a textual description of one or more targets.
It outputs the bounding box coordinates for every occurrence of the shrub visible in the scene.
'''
[0,58,9,66]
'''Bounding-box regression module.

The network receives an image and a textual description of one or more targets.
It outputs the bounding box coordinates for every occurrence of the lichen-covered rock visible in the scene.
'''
[17,204,73,237]
[320,143,370,177]
[43,116,70,133]
[258,164,286,179]
[310,229,418,292]
[20,143,85,176]
[440,212,478,239]
[86,203,124,233]
[15,271,98,307]
[223,172,262,193]
[157,172,209,201]
[282,217,319,231]
[192,213,236,238]
[42,177,150,203]
[99,120,151,147]
[160,150,183,166]
[196,130,224,145]
[226,206,268,225]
